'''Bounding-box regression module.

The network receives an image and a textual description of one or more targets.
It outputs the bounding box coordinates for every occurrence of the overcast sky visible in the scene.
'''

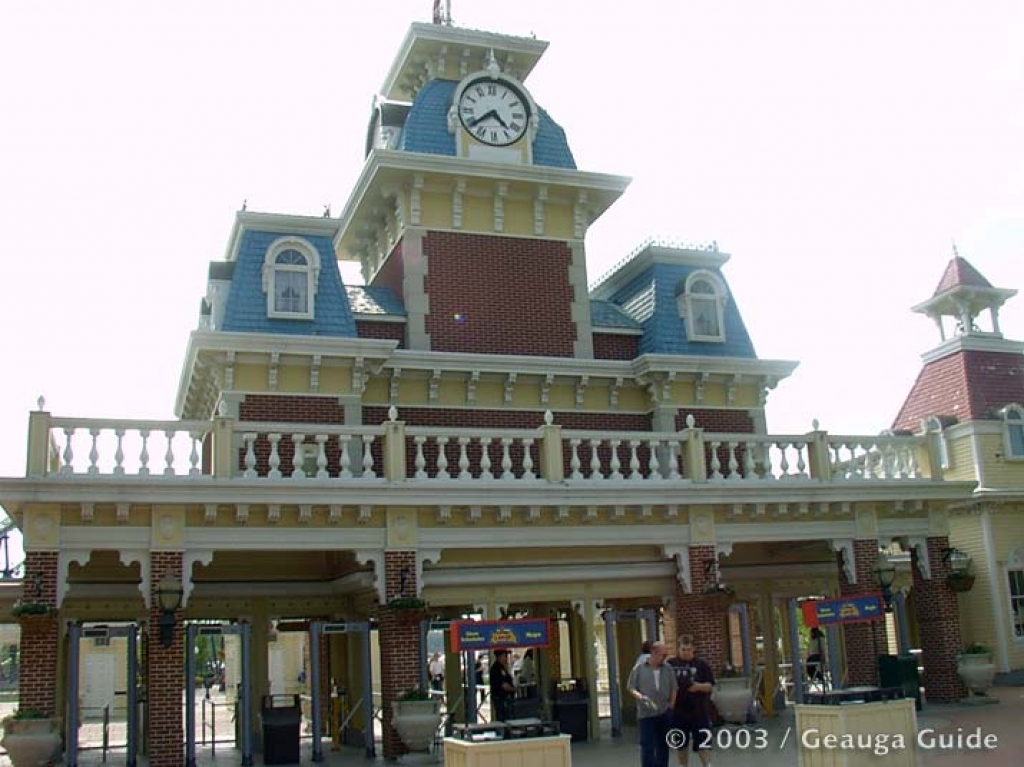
[1,0,1022,504]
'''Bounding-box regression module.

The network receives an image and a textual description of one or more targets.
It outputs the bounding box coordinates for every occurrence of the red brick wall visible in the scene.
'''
[592,333,639,360]
[911,537,968,702]
[667,546,726,674]
[675,410,755,433]
[239,395,350,476]
[422,232,576,356]
[838,540,882,686]
[379,551,422,759]
[148,551,184,767]
[18,551,59,716]
[355,320,406,346]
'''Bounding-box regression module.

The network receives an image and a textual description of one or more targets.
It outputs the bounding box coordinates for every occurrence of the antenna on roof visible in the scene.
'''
[323,204,332,218]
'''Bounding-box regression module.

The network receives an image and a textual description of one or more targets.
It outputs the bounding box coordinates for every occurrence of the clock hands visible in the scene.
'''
[469,109,509,129]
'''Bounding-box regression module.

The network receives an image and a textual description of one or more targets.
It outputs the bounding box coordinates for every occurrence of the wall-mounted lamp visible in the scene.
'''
[874,554,897,613]
[399,566,412,598]
[155,574,184,649]
[941,547,972,576]
[32,572,43,599]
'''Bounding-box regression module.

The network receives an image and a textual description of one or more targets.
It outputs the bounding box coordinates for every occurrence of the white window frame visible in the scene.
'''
[676,270,728,343]
[1007,547,1024,643]
[1001,404,1024,460]
[922,416,951,470]
[261,237,321,320]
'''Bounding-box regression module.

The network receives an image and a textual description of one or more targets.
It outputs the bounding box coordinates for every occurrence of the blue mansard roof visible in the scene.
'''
[399,79,576,169]
[591,246,758,358]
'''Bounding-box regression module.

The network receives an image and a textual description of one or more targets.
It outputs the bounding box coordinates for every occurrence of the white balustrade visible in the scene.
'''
[560,431,688,481]
[235,424,383,481]
[405,428,540,480]
[50,418,210,477]
[704,434,811,481]
[827,435,922,481]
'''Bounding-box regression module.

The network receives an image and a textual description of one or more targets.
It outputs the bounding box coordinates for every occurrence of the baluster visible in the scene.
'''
[315,435,329,479]
[522,438,535,480]
[905,445,919,478]
[164,429,176,476]
[436,437,450,479]
[795,443,807,477]
[727,441,740,480]
[243,433,258,478]
[479,437,493,479]
[362,434,376,478]
[589,439,602,479]
[710,440,723,479]
[628,440,641,480]
[883,443,896,479]
[339,435,353,478]
[61,427,75,475]
[647,439,660,479]
[569,439,582,479]
[844,442,857,479]
[88,428,100,475]
[743,441,756,479]
[114,429,126,476]
[413,436,427,478]
[268,434,282,479]
[189,432,202,476]
[666,440,680,480]
[500,438,513,479]
[458,437,471,479]
[609,440,622,479]
[778,442,791,478]
[138,429,151,476]
[291,434,305,481]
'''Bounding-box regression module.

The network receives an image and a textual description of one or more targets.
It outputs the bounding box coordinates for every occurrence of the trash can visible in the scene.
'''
[878,654,922,711]
[551,678,589,742]
[261,694,301,765]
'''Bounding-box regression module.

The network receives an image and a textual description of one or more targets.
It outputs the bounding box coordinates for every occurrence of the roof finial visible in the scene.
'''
[951,238,960,258]
[486,49,501,77]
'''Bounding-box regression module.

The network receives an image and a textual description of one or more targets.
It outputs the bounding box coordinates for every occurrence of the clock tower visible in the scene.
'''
[335,22,630,358]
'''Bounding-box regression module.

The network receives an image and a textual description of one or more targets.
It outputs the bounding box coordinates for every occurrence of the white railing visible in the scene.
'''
[233,422,385,481]
[826,435,922,480]
[405,427,540,480]
[50,418,212,477]
[562,430,686,481]
[703,433,811,481]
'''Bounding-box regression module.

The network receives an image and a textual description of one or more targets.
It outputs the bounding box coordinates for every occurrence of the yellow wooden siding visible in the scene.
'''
[948,515,997,649]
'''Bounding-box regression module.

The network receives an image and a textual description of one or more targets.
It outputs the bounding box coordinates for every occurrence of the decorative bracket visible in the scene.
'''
[182,549,214,606]
[831,538,856,584]
[355,549,386,605]
[663,546,692,593]
[906,536,931,579]
[416,549,442,597]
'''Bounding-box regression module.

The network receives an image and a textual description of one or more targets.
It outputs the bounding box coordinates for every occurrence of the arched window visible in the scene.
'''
[1002,405,1024,460]
[676,271,727,342]
[262,238,320,319]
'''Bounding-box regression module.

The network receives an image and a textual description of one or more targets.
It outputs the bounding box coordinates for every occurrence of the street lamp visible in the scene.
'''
[155,574,184,648]
[942,547,972,575]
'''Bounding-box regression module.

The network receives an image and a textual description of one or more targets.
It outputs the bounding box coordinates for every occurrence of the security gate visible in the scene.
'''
[308,620,375,761]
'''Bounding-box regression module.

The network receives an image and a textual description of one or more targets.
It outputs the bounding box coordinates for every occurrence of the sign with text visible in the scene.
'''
[802,593,885,627]
[451,618,551,652]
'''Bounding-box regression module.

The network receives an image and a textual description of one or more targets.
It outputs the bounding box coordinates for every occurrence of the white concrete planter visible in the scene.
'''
[1,717,62,767]
[392,699,441,755]
[957,652,996,696]
[712,677,752,724]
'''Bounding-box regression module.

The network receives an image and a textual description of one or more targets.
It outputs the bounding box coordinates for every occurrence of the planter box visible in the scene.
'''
[443,734,571,767]
[796,698,917,766]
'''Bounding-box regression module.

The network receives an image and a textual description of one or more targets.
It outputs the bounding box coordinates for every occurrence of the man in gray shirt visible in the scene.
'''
[626,641,677,767]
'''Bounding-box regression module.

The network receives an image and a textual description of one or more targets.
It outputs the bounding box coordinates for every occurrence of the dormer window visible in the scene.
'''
[1002,405,1024,460]
[262,238,320,320]
[677,271,727,342]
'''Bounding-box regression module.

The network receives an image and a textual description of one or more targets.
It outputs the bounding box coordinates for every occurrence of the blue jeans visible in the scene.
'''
[638,711,671,767]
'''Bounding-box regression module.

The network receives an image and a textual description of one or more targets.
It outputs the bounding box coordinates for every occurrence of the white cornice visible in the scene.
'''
[424,561,674,587]
[632,354,798,383]
[921,334,1024,364]
[224,211,342,263]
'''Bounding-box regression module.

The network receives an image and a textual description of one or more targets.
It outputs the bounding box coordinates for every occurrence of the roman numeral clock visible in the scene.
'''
[448,60,539,163]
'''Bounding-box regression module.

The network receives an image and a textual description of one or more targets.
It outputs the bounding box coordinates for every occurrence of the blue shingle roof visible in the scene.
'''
[590,300,641,330]
[400,79,576,169]
[221,230,357,337]
[601,263,757,358]
[346,285,406,316]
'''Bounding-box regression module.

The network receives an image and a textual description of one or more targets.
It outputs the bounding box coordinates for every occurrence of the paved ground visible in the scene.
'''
[2,687,1023,765]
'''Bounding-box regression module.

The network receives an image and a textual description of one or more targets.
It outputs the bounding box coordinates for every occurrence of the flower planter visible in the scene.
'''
[946,574,976,593]
[1,717,62,767]
[957,652,996,696]
[712,677,752,724]
[704,592,735,611]
[392,699,441,757]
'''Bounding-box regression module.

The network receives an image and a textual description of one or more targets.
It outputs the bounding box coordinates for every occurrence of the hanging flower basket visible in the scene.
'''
[703,585,736,611]
[385,597,429,626]
[946,573,976,593]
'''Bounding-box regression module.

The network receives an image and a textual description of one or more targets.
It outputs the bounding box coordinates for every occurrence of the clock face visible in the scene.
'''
[457,78,530,146]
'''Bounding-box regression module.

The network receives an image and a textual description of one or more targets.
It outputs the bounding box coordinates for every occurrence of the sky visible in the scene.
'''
[1,0,1023,510]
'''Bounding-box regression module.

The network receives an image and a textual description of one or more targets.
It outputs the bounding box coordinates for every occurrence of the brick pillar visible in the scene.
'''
[317,632,330,735]
[546,618,561,679]
[838,540,882,686]
[18,551,60,716]
[147,552,184,767]
[912,537,968,702]
[379,551,421,759]
[668,545,725,673]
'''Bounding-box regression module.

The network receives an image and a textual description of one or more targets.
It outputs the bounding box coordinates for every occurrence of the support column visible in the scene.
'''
[18,550,60,716]
[147,551,184,767]
[837,540,882,686]
[380,550,421,759]
[667,545,726,673]
[911,536,968,702]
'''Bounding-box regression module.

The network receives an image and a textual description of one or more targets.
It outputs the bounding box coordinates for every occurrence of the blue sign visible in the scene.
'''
[452,618,551,652]
[804,593,884,626]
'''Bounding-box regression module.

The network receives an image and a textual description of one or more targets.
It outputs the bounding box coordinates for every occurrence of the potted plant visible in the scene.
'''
[1,709,62,767]
[946,571,976,592]
[10,600,55,618]
[391,687,441,758]
[957,643,996,698]
[711,664,752,724]
[703,583,736,611]
[386,596,429,626]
